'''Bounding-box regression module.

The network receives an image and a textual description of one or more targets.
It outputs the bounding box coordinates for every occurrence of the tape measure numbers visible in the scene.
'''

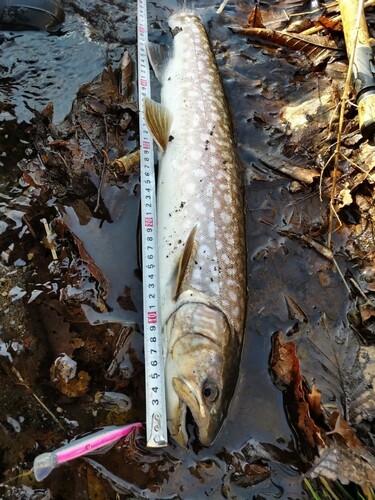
[137,0,168,448]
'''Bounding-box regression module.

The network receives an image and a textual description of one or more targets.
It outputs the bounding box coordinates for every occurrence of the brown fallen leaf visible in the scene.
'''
[96,66,120,106]
[39,301,78,358]
[307,386,322,420]
[55,216,109,300]
[40,101,54,121]
[359,303,375,324]
[120,51,135,101]
[287,18,314,34]
[270,332,325,458]
[231,462,270,488]
[315,15,343,32]
[50,354,91,397]
[48,139,70,148]
[308,443,375,488]
[327,411,364,449]
[87,98,107,116]
[338,187,353,209]
[247,5,265,29]
[285,294,308,322]
[230,26,341,64]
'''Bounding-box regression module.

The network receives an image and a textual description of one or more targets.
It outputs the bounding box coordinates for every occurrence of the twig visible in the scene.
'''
[1,359,66,432]
[327,0,365,248]
[217,0,229,14]
[301,234,333,260]
[286,6,328,19]
[41,218,58,260]
[349,277,371,303]
[77,118,103,157]
[0,470,33,487]
[32,392,65,431]
[95,150,110,213]
[319,151,335,201]
[332,257,351,294]
[340,152,375,179]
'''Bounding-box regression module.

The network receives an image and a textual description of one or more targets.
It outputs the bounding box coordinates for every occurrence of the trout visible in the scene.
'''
[144,10,246,446]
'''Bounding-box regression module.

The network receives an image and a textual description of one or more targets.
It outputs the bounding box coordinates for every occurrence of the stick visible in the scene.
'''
[327,0,365,248]
[217,0,229,14]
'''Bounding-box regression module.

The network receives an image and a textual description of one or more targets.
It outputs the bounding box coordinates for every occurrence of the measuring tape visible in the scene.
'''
[137,0,168,448]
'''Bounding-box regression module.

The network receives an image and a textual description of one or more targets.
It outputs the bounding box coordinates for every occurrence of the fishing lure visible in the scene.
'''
[33,422,142,481]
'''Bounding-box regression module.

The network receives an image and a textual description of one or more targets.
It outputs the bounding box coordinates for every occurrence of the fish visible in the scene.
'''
[144,10,246,446]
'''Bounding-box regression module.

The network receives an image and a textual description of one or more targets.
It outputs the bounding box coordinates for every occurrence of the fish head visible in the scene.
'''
[164,301,240,447]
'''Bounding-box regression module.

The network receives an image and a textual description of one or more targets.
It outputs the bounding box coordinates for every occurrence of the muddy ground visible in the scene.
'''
[0,0,374,498]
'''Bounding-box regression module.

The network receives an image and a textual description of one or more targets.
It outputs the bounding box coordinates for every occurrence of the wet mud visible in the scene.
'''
[0,0,374,498]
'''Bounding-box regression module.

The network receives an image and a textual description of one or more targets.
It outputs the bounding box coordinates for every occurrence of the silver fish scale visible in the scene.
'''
[158,12,246,337]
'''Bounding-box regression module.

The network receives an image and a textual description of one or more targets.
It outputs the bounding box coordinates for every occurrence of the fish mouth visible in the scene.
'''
[168,398,188,447]
[171,377,213,447]
[168,384,189,448]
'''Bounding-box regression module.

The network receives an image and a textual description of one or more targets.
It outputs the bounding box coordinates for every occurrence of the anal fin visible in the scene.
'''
[174,225,197,301]
[144,97,172,152]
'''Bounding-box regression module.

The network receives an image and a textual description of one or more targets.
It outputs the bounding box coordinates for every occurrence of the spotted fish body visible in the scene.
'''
[145,11,246,446]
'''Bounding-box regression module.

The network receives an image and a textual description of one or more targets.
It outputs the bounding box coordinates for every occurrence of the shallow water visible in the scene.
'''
[0,0,372,498]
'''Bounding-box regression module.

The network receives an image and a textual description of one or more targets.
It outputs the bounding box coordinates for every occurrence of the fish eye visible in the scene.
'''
[202,382,219,403]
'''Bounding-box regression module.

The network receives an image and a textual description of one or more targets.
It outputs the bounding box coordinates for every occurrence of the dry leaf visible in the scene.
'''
[287,18,314,34]
[230,26,341,63]
[338,187,353,209]
[359,303,375,324]
[309,444,375,488]
[50,354,91,397]
[327,411,364,450]
[307,386,322,420]
[247,5,265,29]
[120,51,135,101]
[55,216,109,299]
[315,15,342,32]
[285,294,308,322]
[270,332,325,456]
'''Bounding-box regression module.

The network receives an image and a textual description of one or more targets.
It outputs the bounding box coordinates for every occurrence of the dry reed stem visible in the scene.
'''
[327,0,365,248]
[217,0,229,14]
[319,151,335,201]
[41,218,58,260]
[340,152,374,178]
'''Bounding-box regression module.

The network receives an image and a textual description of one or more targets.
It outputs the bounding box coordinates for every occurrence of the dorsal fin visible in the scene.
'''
[147,42,172,83]
[143,97,172,152]
[174,225,197,301]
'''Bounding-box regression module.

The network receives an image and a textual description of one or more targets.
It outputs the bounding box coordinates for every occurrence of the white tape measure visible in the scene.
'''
[137,0,168,447]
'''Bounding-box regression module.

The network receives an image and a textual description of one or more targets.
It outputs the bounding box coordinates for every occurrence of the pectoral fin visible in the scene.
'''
[144,97,172,152]
[174,226,197,300]
[147,42,172,83]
